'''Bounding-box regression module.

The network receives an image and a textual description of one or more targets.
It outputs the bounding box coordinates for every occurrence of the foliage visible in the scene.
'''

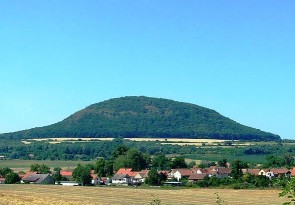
[215,192,227,205]
[5,172,20,184]
[113,148,149,171]
[0,96,280,141]
[230,160,247,180]
[0,167,13,177]
[151,154,171,170]
[30,164,51,174]
[279,177,295,205]
[145,168,167,186]
[171,156,187,168]
[72,164,92,185]
[149,194,161,205]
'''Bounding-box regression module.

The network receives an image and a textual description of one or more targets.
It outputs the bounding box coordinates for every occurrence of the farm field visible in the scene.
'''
[22,137,251,146]
[0,184,286,205]
[0,160,94,170]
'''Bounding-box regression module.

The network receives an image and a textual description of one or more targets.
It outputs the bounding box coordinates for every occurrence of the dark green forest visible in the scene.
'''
[0,96,280,141]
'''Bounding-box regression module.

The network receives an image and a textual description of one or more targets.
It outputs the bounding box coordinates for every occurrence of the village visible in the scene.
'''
[1,164,295,187]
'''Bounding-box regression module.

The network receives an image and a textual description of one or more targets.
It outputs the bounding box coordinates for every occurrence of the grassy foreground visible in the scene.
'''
[0,185,286,205]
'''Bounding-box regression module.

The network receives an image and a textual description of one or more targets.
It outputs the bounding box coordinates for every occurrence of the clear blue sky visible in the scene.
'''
[0,1,294,139]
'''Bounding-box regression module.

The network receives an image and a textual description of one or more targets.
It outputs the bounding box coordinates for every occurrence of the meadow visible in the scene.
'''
[0,160,94,170]
[0,184,286,205]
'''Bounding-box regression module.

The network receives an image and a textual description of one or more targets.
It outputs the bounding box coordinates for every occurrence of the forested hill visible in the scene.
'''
[1,96,280,141]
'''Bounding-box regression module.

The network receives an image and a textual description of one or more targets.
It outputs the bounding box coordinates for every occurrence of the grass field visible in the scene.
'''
[0,160,94,170]
[0,184,286,205]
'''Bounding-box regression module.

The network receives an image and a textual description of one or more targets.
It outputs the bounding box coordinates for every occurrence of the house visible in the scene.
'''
[60,170,73,180]
[170,169,193,181]
[133,170,149,184]
[58,181,80,186]
[208,167,232,178]
[271,168,290,177]
[91,173,101,185]
[0,156,5,160]
[191,168,208,175]
[243,169,260,176]
[116,168,133,175]
[0,178,5,184]
[111,174,130,185]
[188,174,207,182]
[22,173,54,184]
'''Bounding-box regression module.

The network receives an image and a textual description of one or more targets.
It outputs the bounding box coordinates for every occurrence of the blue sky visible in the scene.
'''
[0,1,294,139]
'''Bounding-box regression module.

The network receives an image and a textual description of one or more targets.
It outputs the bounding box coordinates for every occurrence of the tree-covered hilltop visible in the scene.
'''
[1,96,280,141]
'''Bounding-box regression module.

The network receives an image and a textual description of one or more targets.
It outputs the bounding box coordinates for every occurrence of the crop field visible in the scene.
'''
[0,160,94,170]
[22,137,250,146]
[0,185,286,205]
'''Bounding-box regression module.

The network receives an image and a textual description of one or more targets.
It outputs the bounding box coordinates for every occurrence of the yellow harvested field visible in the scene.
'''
[125,138,226,143]
[0,185,286,205]
[30,138,115,141]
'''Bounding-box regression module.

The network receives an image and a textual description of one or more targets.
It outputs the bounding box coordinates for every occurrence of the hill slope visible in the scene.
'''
[1,96,280,141]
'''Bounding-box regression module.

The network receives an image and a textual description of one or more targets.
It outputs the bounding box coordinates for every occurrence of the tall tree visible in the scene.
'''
[152,154,171,170]
[5,173,20,184]
[73,164,92,186]
[171,156,187,168]
[230,160,247,180]
[145,168,167,186]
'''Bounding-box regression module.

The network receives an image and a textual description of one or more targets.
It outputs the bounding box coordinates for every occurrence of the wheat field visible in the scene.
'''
[0,185,286,205]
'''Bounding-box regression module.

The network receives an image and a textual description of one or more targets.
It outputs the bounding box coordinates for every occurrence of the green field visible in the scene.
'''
[0,160,94,170]
[0,184,287,205]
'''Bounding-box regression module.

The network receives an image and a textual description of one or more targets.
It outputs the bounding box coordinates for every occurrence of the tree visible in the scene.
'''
[145,168,166,186]
[30,164,40,172]
[171,156,187,168]
[5,172,20,184]
[265,155,283,168]
[283,154,294,169]
[73,164,92,186]
[230,160,247,180]
[279,177,295,205]
[0,167,13,177]
[218,158,227,168]
[94,159,106,177]
[112,145,129,159]
[53,167,62,182]
[30,164,51,174]
[152,154,171,170]
[126,148,149,171]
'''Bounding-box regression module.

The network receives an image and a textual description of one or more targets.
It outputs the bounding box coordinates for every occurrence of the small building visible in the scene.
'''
[170,169,193,181]
[116,168,133,175]
[188,174,207,182]
[111,174,130,185]
[0,156,5,160]
[22,173,54,184]
[0,178,5,184]
[60,170,73,180]
[58,181,80,186]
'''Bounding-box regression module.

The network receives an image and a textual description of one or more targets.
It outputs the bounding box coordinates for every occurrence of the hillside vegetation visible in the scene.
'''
[1,96,280,141]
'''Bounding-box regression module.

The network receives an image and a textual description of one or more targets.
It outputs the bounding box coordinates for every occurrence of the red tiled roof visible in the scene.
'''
[116,168,132,175]
[191,168,208,174]
[243,169,260,176]
[129,172,139,177]
[188,174,207,181]
[21,172,37,179]
[173,169,193,176]
[60,170,73,177]
[271,168,290,174]
[91,174,98,179]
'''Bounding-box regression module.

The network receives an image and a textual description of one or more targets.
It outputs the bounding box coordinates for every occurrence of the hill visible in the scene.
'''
[1,96,280,141]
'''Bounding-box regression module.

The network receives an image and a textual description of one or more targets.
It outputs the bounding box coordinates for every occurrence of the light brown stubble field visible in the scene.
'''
[0,185,286,205]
